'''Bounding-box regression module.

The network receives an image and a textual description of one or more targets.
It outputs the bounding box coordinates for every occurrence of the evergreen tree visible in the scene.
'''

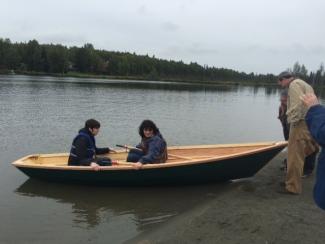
[25,40,42,71]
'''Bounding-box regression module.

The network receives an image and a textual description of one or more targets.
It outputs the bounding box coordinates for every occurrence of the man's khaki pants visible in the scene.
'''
[286,120,318,194]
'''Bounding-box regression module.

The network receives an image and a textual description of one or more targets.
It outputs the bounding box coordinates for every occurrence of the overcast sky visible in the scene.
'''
[1,0,325,74]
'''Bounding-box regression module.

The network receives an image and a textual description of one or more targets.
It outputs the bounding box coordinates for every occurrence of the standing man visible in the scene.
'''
[277,89,318,175]
[277,71,318,194]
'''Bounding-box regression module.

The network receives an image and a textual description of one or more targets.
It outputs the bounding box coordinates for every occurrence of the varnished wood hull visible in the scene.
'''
[12,141,287,186]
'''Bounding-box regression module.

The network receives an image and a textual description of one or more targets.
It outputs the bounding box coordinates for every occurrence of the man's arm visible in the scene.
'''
[287,82,304,123]
[95,147,110,155]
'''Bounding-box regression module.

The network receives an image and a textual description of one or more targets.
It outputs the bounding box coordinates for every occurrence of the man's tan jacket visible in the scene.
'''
[287,78,314,124]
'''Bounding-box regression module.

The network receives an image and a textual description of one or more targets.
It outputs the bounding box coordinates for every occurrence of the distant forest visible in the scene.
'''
[0,38,324,85]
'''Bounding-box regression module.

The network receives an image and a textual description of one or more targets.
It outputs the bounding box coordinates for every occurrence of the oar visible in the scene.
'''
[116,144,143,151]
[116,144,194,160]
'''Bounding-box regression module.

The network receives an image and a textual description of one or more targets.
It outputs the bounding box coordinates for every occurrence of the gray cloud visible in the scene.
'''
[161,22,179,32]
[1,0,325,74]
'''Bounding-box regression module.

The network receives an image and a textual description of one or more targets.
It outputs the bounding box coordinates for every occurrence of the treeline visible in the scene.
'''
[0,38,275,83]
[288,61,325,86]
[0,38,324,85]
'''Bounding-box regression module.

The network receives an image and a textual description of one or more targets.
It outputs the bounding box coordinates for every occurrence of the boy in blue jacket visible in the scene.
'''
[68,119,116,171]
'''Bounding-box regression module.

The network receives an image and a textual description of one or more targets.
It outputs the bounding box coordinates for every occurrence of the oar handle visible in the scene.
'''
[116,144,127,149]
[116,144,143,151]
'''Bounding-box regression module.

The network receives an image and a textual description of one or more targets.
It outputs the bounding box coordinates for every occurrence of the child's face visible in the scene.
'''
[90,127,100,136]
[143,128,154,138]
[280,96,287,105]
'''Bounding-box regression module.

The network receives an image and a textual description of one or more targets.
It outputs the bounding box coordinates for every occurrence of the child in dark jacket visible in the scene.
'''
[68,119,116,171]
[127,120,167,169]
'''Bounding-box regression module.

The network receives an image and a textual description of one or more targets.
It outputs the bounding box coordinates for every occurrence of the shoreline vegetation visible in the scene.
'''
[1,38,325,87]
[0,69,275,86]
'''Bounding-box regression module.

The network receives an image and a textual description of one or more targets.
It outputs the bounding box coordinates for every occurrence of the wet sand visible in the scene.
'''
[128,152,325,244]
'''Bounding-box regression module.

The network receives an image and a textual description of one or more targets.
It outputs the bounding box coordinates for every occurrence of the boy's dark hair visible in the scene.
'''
[85,119,101,129]
[280,89,288,97]
[138,120,159,138]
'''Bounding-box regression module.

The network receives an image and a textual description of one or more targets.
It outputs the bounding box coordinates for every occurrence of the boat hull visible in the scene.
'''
[14,145,284,186]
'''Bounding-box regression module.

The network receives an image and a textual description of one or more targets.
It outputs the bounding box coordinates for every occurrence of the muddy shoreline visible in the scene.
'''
[127,152,325,244]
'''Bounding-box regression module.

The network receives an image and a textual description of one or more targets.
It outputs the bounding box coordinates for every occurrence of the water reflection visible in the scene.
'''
[0,74,281,95]
[15,179,230,230]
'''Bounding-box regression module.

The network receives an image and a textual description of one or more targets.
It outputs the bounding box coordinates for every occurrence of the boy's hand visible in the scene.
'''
[133,162,143,170]
[90,162,101,171]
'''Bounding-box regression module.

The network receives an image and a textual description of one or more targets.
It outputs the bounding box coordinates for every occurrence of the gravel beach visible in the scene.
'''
[127,152,325,244]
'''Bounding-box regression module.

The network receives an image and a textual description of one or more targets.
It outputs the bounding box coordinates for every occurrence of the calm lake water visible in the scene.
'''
[0,75,305,243]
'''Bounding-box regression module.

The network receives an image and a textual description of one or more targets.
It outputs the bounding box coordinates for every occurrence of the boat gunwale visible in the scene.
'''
[12,141,287,171]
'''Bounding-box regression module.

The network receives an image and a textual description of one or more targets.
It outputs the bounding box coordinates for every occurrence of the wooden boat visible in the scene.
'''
[12,141,287,186]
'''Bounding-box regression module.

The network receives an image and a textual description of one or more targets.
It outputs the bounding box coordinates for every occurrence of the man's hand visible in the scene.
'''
[301,93,319,109]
